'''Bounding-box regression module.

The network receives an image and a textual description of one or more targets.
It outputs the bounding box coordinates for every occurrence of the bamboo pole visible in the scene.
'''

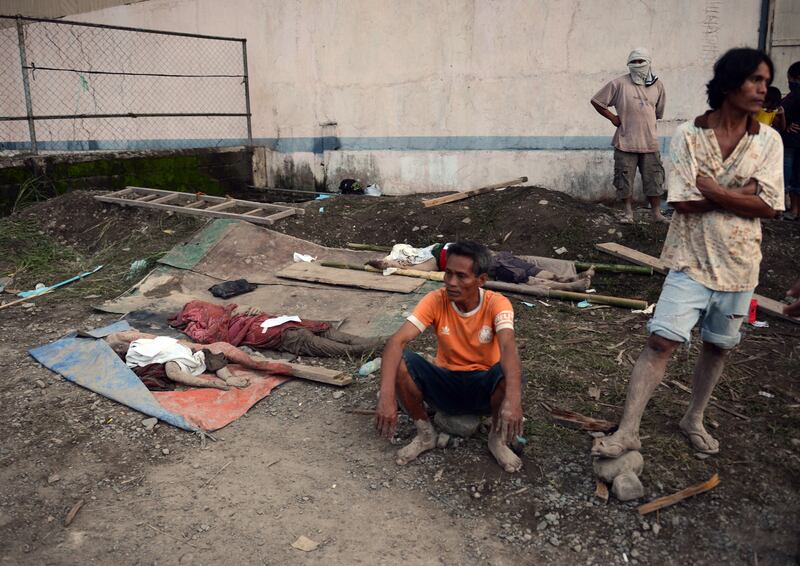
[346,243,392,252]
[0,288,53,312]
[483,281,648,310]
[575,261,653,275]
[320,261,445,282]
[320,262,647,309]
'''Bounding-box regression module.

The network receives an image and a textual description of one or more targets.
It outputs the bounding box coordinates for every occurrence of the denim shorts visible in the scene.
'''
[402,350,505,415]
[647,270,753,349]
[785,147,800,194]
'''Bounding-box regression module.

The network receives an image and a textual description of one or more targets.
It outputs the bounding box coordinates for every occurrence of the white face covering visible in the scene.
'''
[627,47,656,86]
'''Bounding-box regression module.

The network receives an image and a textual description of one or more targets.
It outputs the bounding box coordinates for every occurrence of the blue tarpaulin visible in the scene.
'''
[29,322,196,431]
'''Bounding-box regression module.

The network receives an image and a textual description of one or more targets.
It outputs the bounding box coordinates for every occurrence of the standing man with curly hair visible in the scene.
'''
[592,48,668,224]
[592,48,784,461]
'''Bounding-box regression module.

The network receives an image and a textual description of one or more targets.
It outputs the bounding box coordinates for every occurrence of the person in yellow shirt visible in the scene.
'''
[375,241,525,472]
[755,86,785,129]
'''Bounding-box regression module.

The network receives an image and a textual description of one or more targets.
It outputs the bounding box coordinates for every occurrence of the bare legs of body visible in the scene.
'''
[393,359,521,472]
[530,267,595,291]
[164,361,251,390]
[591,335,729,458]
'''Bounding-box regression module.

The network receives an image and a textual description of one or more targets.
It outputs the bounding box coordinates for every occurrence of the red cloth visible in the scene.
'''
[169,300,330,349]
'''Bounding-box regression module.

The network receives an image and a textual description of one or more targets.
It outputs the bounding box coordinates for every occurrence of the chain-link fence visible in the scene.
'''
[0,15,251,156]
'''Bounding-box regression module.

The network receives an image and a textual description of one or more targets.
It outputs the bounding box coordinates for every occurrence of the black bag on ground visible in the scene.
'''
[339,178,364,194]
[208,279,257,299]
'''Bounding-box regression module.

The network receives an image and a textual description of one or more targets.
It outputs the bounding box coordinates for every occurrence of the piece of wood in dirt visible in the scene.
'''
[594,479,609,502]
[64,499,85,527]
[421,177,528,208]
[637,473,720,515]
[595,242,798,325]
[275,262,424,293]
[547,406,616,433]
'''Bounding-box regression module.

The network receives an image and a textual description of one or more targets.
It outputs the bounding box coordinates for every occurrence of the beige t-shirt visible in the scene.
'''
[592,75,666,153]
[661,114,784,292]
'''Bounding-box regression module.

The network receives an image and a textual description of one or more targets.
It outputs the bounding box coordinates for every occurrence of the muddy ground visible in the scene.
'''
[0,188,798,565]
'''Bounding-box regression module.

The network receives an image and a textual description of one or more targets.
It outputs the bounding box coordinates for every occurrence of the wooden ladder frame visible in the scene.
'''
[95,186,304,225]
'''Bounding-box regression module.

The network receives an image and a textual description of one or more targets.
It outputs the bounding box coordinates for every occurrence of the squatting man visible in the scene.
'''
[375,241,525,473]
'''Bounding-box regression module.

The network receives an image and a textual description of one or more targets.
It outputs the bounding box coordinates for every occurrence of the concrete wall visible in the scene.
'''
[7,0,769,200]
[0,147,252,215]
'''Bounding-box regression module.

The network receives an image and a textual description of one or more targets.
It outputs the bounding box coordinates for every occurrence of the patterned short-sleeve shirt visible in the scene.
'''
[661,113,784,292]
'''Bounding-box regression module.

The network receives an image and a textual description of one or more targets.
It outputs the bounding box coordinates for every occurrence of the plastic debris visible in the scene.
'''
[364,184,382,197]
[758,391,774,398]
[260,315,301,333]
[751,320,769,328]
[319,207,325,213]
[18,265,104,298]
[520,301,535,308]
[314,194,332,201]
[632,304,655,315]
[293,253,316,263]
[358,357,382,376]
[577,300,592,308]
[554,246,568,255]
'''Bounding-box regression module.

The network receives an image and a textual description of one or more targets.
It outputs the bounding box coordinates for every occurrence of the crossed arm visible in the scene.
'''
[671,176,779,219]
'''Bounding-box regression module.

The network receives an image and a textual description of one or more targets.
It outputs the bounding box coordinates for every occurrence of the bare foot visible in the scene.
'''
[590,429,641,458]
[488,429,523,473]
[652,213,670,224]
[396,420,436,465]
[216,367,249,388]
[679,418,719,454]
[577,267,596,280]
[620,214,634,225]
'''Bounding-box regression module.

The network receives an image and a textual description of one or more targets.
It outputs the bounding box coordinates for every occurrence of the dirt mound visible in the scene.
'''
[16,190,203,255]
[277,186,798,302]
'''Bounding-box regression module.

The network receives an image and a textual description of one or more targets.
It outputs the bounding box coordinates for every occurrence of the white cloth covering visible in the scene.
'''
[385,243,436,266]
[627,47,657,86]
[260,315,302,333]
[125,336,206,376]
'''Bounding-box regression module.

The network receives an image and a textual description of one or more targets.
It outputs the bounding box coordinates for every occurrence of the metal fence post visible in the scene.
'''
[241,39,253,148]
[15,16,38,155]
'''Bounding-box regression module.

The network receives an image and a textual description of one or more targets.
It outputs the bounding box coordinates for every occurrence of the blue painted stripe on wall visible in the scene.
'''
[0,135,672,154]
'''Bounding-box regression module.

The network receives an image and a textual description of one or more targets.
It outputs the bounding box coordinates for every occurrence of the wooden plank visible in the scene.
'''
[184,200,207,209]
[276,361,352,386]
[263,208,303,222]
[136,194,160,202]
[638,474,720,515]
[595,242,668,274]
[275,262,424,293]
[206,200,237,212]
[150,193,180,205]
[595,242,799,324]
[94,195,285,226]
[125,186,298,212]
[421,176,528,208]
[242,208,264,217]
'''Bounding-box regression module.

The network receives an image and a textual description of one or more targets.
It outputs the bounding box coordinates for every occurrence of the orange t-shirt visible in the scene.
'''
[407,288,514,371]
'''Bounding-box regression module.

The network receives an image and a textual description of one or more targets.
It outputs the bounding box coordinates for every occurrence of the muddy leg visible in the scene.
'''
[185,342,292,375]
[591,335,680,457]
[164,361,229,390]
[281,328,378,357]
[488,379,523,473]
[679,342,729,454]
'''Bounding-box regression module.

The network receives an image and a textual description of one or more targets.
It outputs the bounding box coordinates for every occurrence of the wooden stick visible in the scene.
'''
[320,261,445,282]
[637,474,721,515]
[346,243,392,252]
[200,460,232,490]
[319,261,647,309]
[548,407,617,432]
[668,380,750,421]
[421,177,528,208]
[64,499,85,527]
[0,288,53,312]
[574,261,653,275]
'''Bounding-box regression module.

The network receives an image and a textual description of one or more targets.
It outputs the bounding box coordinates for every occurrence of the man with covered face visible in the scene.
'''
[592,48,668,224]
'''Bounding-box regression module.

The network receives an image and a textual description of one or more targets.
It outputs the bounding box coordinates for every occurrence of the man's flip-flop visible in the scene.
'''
[681,429,719,455]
